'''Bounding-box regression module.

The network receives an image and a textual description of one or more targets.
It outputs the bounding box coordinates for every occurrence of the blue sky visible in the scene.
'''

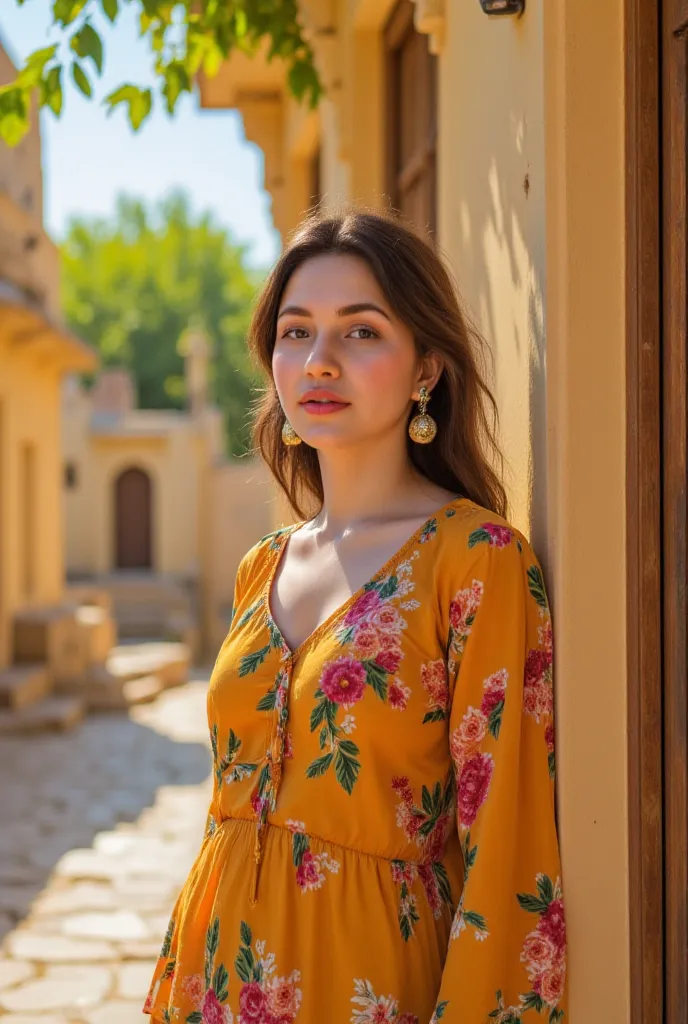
[1,0,279,267]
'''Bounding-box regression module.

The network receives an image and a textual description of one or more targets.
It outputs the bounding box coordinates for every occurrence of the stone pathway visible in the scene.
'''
[0,669,215,1023]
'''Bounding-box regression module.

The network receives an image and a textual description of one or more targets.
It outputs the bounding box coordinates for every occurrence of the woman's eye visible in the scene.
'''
[282,326,309,339]
[348,326,378,340]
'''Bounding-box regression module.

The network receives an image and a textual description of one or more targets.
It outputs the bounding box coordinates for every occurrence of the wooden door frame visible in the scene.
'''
[625,0,663,1020]
[626,0,688,1019]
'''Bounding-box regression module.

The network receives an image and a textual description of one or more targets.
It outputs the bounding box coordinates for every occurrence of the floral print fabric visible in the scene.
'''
[142,497,567,1023]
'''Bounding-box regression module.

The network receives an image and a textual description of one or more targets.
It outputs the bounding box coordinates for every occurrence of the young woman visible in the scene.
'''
[143,209,567,1024]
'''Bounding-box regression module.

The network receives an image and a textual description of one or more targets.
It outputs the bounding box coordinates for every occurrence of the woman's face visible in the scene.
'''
[272,252,439,451]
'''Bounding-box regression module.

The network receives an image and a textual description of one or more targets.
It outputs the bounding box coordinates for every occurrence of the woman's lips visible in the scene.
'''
[300,401,350,415]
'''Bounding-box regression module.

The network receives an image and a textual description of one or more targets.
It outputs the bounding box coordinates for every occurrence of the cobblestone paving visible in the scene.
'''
[0,671,214,1023]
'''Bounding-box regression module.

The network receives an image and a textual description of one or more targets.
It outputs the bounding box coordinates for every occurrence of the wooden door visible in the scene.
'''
[384,0,438,238]
[627,0,688,1018]
[661,0,688,1017]
[115,467,152,570]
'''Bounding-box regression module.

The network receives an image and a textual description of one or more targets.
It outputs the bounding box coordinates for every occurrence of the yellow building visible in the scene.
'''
[62,347,276,663]
[198,0,685,1018]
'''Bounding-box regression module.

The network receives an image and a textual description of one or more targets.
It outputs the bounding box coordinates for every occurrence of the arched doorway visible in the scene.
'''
[114,468,152,569]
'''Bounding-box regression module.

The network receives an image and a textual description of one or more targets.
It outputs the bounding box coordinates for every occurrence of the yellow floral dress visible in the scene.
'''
[142,497,567,1024]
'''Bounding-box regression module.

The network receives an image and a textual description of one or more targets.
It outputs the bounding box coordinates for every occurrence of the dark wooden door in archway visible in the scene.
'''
[115,468,152,569]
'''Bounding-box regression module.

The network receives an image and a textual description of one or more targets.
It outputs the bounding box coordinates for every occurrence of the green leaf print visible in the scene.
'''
[516,892,550,914]
[240,645,272,677]
[305,752,334,778]
[318,725,328,749]
[434,1000,449,1019]
[185,1012,203,1023]
[292,831,308,866]
[334,743,361,794]
[213,962,229,1002]
[256,681,278,711]
[235,945,252,983]
[310,697,328,731]
[463,909,487,931]
[432,861,452,905]
[236,599,261,629]
[159,915,175,957]
[537,874,555,905]
[527,564,549,610]
[376,575,399,601]
[487,699,505,739]
[204,916,219,990]
[521,991,545,1012]
[548,750,557,779]
[423,708,447,724]
[365,660,388,700]
[467,526,494,548]
[240,920,252,947]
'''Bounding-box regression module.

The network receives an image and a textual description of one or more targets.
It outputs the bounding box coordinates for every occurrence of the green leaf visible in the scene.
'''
[292,831,308,867]
[19,46,59,88]
[53,0,88,27]
[40,65,63,117]
[212,962,229,1000]
[421,785,434,816]
[71,23,104,75]
[318,725,328,749]
[101,0,118,20]
[305,752,333,778]
[334,745,360,794]
[71,60,92,97]
[432,861,453,905]
[527,564,549,609]
[186,1013,203,1024]
[104,84,152,131]
[337,738,360,758]
[238,644,270,676]
[256,682,278,711]
[463,909,487,930]
[536,873,555,906]
[366,660,388,700]
[0,84,29,147]
[234,947,251,983]
[516,892,549,914]
[423,708,446,724]
[162,61,191,114]
[239,920,252,947]
[309,699,328,732]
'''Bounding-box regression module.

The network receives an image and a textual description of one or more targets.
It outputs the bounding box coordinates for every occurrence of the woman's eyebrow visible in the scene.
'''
[277,302,391,321]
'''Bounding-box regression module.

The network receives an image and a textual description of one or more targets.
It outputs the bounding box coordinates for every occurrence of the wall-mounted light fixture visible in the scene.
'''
[479,0,525,15]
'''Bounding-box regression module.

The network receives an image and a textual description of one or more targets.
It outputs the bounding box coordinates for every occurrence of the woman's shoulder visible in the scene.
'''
[437,498,540,581]
[235,523,293,584]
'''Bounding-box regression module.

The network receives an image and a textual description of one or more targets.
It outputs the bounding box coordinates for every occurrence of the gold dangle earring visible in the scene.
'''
[281,418,302,446]
[408,385,438,444]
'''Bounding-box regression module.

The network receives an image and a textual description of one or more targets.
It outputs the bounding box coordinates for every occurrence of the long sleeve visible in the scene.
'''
[431,525,567,1022]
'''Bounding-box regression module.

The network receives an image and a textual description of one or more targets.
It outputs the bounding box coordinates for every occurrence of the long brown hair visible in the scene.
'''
[247,206,507,521]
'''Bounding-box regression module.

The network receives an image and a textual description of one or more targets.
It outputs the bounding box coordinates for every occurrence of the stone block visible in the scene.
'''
[75,606,118,665]
[0,696,85,736]
[0,664,50,710]
[13,606,89,686]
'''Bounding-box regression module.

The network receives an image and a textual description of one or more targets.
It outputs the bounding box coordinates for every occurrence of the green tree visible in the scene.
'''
[1,0,321,146]
[61,189,263,457]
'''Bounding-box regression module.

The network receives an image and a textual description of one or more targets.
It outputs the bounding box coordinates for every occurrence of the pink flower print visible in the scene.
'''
[320,657,367,707]
[521,931,557,976]
[449,580,484,642]
[457,751,494,827]
[388,679,411,710]
[391,775,414,804]
[482,522,514,547]
[203,988,231,1024]
[283,731,294,759]
[423,813,450,863]
[239,981,266,1022]
[539,897,566,952]
[525,648,550,688]
[397,1015,419,1024]
[352,623,381,659]
[545,722,556,753]
[378,630,402,654]
[449,730,470,777]
[343,589,382,626]
[418,862,442,917]
[458,707,488,746]
[370,602,403,633]
[421,660,449,710]
[375,647,402,674]
[295,850,323,892]
[539,618,553,654]
[266,976,301,1019]
[538,964,566,1006]
[480,688,503,717]
[181,972,205,1007]
[391,861,417,884]
[250,789,268,818]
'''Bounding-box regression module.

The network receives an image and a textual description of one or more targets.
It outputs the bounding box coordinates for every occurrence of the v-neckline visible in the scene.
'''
[263,495,470,662]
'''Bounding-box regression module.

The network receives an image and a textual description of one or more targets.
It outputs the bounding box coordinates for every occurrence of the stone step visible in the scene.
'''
[82,665,164,710]
[0,663,51,710]
[106,641,190,690]
[0,694,85,735]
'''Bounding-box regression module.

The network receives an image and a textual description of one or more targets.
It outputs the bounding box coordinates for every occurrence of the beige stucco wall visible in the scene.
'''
[0,343,69,669]
[543,0,629,1016]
